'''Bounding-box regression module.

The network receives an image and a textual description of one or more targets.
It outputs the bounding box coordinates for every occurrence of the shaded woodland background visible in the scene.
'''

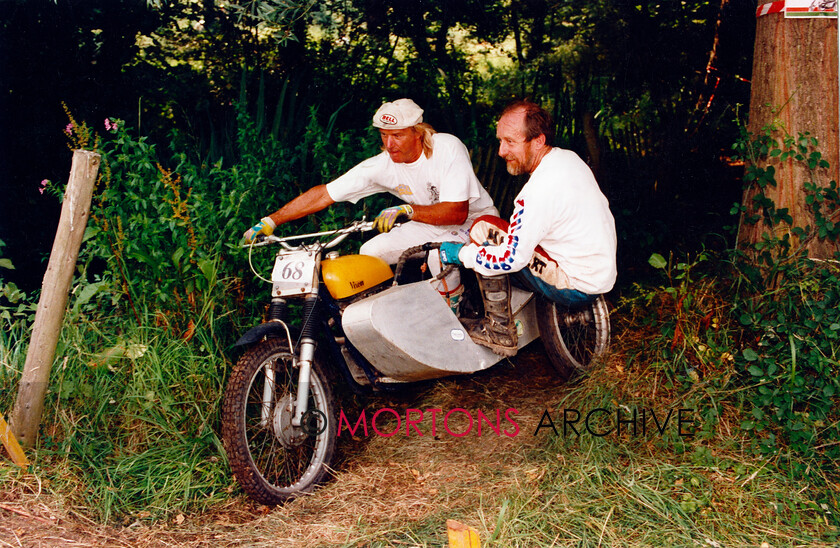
[4,4,840,537]
[0,0,755,292]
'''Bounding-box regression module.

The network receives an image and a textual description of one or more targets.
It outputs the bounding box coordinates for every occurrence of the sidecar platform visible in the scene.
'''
[341,280,539,381]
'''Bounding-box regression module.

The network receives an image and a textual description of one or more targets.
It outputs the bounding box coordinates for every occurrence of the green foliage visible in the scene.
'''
[38,319,229,523]
[0,240,34,327]
[735,261,840,464]
[0,98,381,521]
[622,250,736,420]
[0,241,36,414]
[727,123,840,469]
[731,122,837,265]
[629,125,840,479]
[77,94,375,336]
[624,257,840,483]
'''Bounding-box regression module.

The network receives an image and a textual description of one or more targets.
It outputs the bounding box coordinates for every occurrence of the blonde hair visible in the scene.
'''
[378,123,437,159]
[414,123,436,158]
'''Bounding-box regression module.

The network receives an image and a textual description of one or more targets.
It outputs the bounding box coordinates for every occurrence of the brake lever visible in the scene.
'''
[241,234,280,249]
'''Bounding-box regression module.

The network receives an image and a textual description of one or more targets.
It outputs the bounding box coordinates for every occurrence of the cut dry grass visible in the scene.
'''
[2,341,838,547]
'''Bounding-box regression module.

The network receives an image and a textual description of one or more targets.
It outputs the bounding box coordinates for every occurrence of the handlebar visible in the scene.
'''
[243,220,375,251]
[242,220,456,287]
[243,220,376,285]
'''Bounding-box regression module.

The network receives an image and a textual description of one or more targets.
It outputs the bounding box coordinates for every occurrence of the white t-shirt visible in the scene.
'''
[459,148,617,295]
[326,133,497,222]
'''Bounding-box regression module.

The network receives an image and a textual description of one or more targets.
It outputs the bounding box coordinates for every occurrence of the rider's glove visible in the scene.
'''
[438,242,464,266]
[373,204,414,233]
[243,216,276,243]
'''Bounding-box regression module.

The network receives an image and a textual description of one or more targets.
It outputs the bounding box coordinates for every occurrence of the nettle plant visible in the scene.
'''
[728,122,840,470]
[62,99,379,339]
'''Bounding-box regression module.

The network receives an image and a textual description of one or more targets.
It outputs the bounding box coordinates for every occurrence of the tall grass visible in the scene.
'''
[0,317,28,413]
[20,311,226,522]
[494,383,837,547]
[0,242,35,418]
[0,92,379,523]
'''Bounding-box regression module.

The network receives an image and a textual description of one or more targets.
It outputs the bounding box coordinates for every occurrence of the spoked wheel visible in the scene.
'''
[221,338,337,505]
[536,295,610,380]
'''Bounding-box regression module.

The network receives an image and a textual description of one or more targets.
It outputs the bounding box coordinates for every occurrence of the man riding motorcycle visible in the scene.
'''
[243,98,498,311]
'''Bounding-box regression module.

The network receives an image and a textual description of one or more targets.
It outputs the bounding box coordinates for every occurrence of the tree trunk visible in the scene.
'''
[739,12,839,259]
[582,110,602,180]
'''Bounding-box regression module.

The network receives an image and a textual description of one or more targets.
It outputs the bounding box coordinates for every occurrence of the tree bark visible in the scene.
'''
[739,12,839,259]
[582,110,602,180]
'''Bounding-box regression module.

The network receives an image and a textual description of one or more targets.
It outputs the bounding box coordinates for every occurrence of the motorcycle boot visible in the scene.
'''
[466,273,518,356]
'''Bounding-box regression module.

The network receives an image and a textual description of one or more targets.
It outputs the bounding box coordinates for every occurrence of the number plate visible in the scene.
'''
[271,251,317,296]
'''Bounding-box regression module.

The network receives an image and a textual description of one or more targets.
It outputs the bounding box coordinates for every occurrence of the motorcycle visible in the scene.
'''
[221,220,610,505]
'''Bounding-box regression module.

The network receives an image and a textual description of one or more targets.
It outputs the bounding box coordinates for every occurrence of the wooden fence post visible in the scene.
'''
[10,149,100,448]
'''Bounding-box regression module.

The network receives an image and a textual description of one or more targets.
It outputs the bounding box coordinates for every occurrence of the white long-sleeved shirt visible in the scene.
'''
[459,148,617,295]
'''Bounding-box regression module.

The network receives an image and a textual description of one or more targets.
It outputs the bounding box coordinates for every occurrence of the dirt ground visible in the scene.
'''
[1,346,573,547]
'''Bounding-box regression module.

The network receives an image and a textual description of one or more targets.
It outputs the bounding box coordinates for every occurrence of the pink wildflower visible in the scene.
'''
[39,179,48,195]
[105,118,120,133]
[64,123,74,135]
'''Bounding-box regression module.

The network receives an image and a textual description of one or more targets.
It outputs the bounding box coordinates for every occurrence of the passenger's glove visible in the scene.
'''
[373,204,414,233]
[243,216,276,243]
[438,242,464,266]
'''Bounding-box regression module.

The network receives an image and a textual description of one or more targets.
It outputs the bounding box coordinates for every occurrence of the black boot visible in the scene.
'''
[466,274,518,356]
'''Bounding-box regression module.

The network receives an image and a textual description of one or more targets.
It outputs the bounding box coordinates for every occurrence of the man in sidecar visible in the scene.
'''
[438,100,617,357]
[243,98,497,310]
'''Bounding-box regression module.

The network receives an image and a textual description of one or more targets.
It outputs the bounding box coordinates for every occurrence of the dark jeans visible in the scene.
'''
[512,269,597,309]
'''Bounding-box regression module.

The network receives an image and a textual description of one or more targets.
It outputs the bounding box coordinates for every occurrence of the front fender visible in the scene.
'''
[234,321,292,347]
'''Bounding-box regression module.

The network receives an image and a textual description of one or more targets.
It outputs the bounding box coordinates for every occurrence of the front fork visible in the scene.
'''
[292,291,321,428]
[259,294,320,429]
[292,301,318,428]
[260,254,322,431]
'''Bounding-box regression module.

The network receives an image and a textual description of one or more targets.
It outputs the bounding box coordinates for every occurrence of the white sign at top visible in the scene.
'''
[785,0,838,17]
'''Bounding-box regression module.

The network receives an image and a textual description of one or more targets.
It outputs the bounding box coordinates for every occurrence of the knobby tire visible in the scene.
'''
[536,295,610,381]
[221,338,337,505]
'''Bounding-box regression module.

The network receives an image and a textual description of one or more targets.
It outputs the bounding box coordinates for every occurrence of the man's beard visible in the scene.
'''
[505,159,525,176]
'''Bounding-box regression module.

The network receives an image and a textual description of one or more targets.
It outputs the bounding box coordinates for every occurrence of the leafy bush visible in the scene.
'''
[736,260,840,464]
[76,98,379,335]
[629,123,840,479]
[0,99,385,521]
[729,123,840,469]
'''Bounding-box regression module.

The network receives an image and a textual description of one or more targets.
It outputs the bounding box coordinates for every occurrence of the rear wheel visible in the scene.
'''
[536,295,610,380]
[221,338,337,505]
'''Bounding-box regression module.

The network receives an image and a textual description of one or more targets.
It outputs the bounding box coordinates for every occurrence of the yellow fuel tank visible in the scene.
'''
[321,255,393,300]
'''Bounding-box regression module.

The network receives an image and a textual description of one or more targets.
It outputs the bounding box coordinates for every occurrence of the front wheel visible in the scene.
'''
[221,338,337,505]
[536,295,610,380]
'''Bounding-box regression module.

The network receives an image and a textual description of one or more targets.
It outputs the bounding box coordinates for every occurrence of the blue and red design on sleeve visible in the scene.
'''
[475,198,525,272]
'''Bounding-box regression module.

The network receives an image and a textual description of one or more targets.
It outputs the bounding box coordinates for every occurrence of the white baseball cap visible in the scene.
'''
[372,98,424,129]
